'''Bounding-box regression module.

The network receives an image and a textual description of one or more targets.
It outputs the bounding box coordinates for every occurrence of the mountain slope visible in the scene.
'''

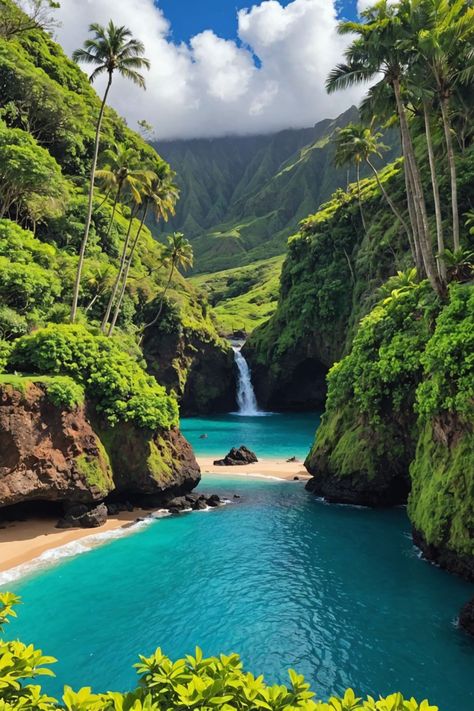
[155,107,399,273]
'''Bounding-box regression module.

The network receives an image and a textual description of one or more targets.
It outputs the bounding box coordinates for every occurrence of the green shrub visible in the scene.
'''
[325,282,438,427]
[416,284,474,422]
[45,376,84,410]
[0,305,27,340]
[0,593,439,711]
[8,324,178,430]
[0,339,12,370]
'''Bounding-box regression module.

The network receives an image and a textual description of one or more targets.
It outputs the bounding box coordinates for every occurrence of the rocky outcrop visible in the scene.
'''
[57,503,108,529]
[213,446,258,466]
[304,410,412,506]
[460,598,474,637]
[409,417,474,580]
[0,382,200,525]
[243,337,328,412]
[142,315,236,415]
[0,382,114,507]
[98,424,200,503]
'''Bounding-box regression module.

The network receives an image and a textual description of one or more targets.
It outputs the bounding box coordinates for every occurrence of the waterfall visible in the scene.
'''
[232,344,263,416]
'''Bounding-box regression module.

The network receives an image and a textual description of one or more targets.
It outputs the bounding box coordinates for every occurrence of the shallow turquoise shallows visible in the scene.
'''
[181,412,321,459]
[5,476,474,710]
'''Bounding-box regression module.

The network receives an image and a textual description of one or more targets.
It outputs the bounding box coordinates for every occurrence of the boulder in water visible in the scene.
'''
[213,446,258,466]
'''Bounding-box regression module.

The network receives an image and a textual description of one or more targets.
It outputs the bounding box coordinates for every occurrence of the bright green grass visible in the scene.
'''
[191,256,284,334]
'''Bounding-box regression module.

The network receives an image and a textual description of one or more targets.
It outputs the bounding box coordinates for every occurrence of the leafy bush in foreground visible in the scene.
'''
[7,324,178,430]
[0,593,438,711]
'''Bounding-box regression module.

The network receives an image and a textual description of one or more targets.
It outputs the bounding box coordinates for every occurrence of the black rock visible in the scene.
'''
[213,445,258,466]
[287,456,298,462]
[293,476,300,481]
[207,494,221,507]
[57,502,108,529]
[192,499,208,511]
[233,494,241,499]
[166,496,189,511]
[460,597,474,637]
[199,434,208,439]
[168,507,182,515]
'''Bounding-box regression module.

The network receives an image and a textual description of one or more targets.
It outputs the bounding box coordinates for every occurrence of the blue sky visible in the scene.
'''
[58,0,364,139]
[156,0,359,43]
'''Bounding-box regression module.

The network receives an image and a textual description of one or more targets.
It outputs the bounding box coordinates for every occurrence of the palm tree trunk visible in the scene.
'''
[356,163,367,232]
[101,206,136,333]
[70,73,113,323]
[392,77,443,296]
[402,152,423,272]
[439,94,460,250]
[108,204,149,336]
[140,264,175,342]
[105,184,122,239]
[423,100,446,281]
[365,156,413,248]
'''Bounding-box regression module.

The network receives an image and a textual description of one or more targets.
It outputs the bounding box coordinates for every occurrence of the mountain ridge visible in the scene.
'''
[154,105,399,273]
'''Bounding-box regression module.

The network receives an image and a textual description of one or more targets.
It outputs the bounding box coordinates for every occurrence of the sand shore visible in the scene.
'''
[0,459,309,577]
[197,456,310,480]
[0,509,149,576]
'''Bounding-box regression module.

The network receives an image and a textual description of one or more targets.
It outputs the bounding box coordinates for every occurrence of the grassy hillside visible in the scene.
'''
[157,107,399,273]
[191,256,284,335]
[0,1,234,414]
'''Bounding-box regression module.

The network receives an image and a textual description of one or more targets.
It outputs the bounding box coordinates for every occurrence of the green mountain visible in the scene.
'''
[156,108,399,274]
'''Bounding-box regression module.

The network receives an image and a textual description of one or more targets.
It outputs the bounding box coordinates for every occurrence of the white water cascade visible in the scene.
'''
[232,344,264,416]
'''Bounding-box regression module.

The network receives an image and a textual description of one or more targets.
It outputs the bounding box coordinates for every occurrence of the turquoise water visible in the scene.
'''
[5,475,474,710]
[181,412,321,459]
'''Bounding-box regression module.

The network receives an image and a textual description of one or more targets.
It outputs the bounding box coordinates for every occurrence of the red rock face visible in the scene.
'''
[0,383,113,507]
[0,383,201,513]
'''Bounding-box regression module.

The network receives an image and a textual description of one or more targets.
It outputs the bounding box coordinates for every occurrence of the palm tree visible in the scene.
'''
[141,232,193,337]
[95,143,144,239]
[409,0,474,251]
[333,125,368,232]
[70,20,150,322]
[107,170,179,336]
[326,0,443,296]
[100,170,154,333]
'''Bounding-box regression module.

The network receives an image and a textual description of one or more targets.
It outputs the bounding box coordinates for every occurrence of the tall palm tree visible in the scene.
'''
[100,170,154,333]
[70,20,150,322]
[409,0,474,251]
[107,170,179,336]
[95,143,144,239]
[334,125,368,232]
[335,123,413,249]
[326,0,443,296]
[141,232,193,337]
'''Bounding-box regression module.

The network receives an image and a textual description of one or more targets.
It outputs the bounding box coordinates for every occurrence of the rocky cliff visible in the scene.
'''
[0,380,200,525]
[142,300,236,415]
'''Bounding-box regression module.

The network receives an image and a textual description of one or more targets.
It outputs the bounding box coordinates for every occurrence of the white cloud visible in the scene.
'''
[54,0,363,139]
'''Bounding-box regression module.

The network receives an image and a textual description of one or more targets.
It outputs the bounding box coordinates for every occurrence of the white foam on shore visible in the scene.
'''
[0,502,231,585]
[203,471,292,482]
[0,510,171,585]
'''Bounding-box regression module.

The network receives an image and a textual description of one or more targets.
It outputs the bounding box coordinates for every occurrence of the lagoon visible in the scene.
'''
[6,474,474,710]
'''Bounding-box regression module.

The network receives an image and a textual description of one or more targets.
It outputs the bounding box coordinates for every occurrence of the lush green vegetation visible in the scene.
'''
[0,0,230,417]
[191,256,284,335]
[158,106,399,273]
[0,593,439,711]
[4,325,178,429]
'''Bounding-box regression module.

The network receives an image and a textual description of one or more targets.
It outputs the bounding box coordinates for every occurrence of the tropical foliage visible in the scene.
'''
[327,0,474,295]
[0,594,439,711]
[5,324,179,429]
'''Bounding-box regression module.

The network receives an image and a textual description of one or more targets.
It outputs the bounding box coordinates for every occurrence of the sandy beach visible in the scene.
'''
[0,459,309,577]
[0,509,150,575]
[197,456,310,480]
